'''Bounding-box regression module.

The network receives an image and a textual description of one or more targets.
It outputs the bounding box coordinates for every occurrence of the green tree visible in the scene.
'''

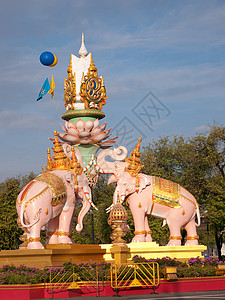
[0,173,36,250]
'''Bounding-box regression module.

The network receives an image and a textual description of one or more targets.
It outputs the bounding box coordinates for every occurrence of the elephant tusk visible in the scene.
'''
[106,203,114,213]
[84,193,98,210]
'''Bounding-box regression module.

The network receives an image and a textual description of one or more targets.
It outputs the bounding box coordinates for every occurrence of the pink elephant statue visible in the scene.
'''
[97,141,200,246]
[17,134,96,249]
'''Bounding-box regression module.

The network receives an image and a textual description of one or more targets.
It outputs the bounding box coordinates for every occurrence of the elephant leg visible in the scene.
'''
[27,224,44,249]
[45,216,59,244]
[132,210,146,243]
[167,218,182,246]
[144,215,152,242]
[184,218,199,246]
[57,207,75,244]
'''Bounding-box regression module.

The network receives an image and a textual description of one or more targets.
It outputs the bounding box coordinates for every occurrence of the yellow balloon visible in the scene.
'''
[49,54,58,67]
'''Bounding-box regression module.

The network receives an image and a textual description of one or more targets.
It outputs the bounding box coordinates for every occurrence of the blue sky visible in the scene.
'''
[1,0,225,181]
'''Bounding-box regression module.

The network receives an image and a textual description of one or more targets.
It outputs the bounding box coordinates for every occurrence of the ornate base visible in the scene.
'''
[0,243,207,269]
[100,242,207,262]
[0,244,106,269]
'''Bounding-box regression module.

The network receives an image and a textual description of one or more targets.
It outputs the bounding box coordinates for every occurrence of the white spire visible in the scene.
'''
[78,32,88,57]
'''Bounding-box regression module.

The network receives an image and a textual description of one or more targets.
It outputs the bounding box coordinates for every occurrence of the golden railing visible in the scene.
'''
[44,262,160,297]
[44,263,109,297]
[111,262,160,295]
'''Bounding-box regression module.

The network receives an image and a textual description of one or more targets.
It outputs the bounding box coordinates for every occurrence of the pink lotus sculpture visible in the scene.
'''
[57,119,118,148]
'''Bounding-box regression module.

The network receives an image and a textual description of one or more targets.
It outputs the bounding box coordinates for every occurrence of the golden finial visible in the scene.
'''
[108,191,128,244]
[78,32,88,57]
[87,52,98,77]
[125,137,144,177]
[71,147,83,175]
[64,54,76,111]
[67,54,73,74]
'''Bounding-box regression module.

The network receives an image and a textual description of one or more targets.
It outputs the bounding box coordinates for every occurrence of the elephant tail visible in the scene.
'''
[195,203,201,227]
[19,198,42,228]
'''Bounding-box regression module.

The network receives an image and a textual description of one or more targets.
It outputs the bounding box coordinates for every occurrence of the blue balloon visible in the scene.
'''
[40,51,55,66]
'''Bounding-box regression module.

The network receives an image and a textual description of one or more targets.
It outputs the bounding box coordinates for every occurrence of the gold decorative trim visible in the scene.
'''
[146,230,152,235]
[56,231,72,238]
[169,236,182,240]
[180,194,197,209]
[46,231,72,238]
[61,109,105,120]
[17,180,36,205]
[27,237,41,243]
[24,187,49,212]
[187,235,199,240]
[46,231,57,237]
[134,231,146,235]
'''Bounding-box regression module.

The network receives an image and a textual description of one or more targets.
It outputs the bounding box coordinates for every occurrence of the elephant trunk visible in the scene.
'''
[97,146,128,173]
[76,193,91,232]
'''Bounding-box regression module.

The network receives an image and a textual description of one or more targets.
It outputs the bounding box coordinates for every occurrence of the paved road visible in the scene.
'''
[39,290,225,300]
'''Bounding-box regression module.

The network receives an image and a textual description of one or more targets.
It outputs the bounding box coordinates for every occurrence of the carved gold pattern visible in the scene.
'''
[80,53,107,111]
[64,55,76,111]
[27,237,41,243]
[152,176,181,209]
[36,172,66,206]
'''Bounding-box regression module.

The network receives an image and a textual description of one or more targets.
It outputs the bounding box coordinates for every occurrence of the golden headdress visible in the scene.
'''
[46,131,82,172]
[125,137,144,177]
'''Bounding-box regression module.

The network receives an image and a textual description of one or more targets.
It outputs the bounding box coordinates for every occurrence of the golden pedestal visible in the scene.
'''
[0,244,106,269]
[100,242,207,262]
[0,243,206,269]
[110,244,131,265]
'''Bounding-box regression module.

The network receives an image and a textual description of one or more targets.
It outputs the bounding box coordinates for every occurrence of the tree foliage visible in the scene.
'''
[141,124,225,259]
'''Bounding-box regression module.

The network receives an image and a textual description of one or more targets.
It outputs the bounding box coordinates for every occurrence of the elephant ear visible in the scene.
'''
[137,174,151,193]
